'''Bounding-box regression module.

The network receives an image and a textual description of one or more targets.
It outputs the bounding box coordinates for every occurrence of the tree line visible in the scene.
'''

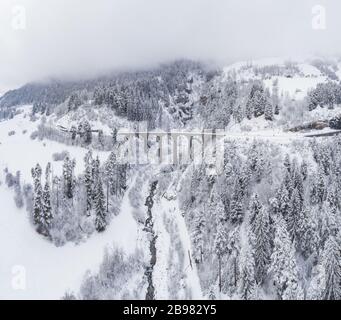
[30,150,127,245]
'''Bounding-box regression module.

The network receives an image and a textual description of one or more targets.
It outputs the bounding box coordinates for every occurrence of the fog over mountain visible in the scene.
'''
[0,0,340,89]
[1,1,341,302]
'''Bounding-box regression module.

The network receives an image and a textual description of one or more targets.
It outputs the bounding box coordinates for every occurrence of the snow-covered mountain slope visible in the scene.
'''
[0,107,104,179]
[223,57,337,101]
[1,57,341,300]
[0,107,205,299]
[0,108,146,299]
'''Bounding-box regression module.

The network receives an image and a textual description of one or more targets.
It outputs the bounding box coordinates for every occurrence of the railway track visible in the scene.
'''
[305,130,341,138]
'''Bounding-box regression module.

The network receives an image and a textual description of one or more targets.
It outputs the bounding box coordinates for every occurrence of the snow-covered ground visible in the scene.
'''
[52,105,132,136]
[223,57,329,101]
[0,107,204,299]
[153,189,203,299]
[0,107,110,180]
[263,74,326,100]
[0,179,141,299]
[0,107,143,299]
[0,55,339,299]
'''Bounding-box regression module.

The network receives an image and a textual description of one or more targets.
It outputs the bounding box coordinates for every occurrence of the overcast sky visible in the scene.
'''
[0,0,340,91]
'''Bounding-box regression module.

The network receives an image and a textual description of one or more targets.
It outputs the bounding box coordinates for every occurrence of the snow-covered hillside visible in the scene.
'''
[0,107,143,299]
[223,57,337,101]
[1,58,341,300]
[0,106,205,299]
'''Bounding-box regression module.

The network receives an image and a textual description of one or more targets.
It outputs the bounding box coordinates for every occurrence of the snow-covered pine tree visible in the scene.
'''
[84,150,93,216]
[192,208,206,264]
[224,226,241,292]
[13,170,24,209]
[292,164,304,202]
[296,207,319,258]
[93,86,105,106]
[42,180,52,236]
[250,206,271,284]
[45,162,51,184]
[253,90,267,118]
[318,145,332,175]
[318,201,340,249]
[287,188,302,241]
[315,168,326,206]
[270,217,303,300]
[40,163,53,236]
[80,120,92,145]
[234,103,245,124]
[31,164,43,230]
[214,199,228,293]
[239,238,256,300]
[117,86,128,116]
[309,179,318,206]
[322,236,341,300]
[230,182,244,224]
[249,193,262,229]
[326,187,338,215]
[216,196,228,223]
[276,183,290,220]
[68,92,82,111]
[245,99,253,120]
[118,164,127,195]
[89,157,102,220]
[62,157,76,199]
[272,79,280,115]
[264,101,274,121]
[246,82,266,119]
[246,143,265,183]
[105,151,118,196]
[94,177,107,232]
[92,157,100,186]
[214,201,228,257]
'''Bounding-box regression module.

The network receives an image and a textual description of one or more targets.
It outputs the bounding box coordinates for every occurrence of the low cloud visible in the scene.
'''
[0,0,340,90]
